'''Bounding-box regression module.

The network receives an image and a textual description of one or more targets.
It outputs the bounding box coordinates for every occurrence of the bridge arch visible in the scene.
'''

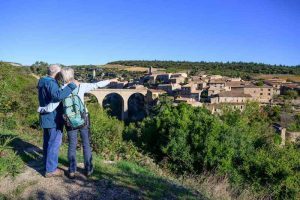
[102,93,124,120]
[88,89,148,120]
[128,93,146,121]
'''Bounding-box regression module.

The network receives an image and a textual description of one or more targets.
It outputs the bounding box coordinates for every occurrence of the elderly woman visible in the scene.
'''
[38,67,117,178]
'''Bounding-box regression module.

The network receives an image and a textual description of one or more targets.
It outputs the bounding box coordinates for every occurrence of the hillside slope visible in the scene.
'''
[0,62,204,199]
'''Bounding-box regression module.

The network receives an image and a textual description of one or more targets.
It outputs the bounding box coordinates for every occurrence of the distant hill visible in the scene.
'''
[108,60,300,76]
[0,61,23,67]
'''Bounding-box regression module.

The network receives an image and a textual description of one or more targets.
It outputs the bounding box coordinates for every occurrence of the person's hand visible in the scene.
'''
[72,80,80,87]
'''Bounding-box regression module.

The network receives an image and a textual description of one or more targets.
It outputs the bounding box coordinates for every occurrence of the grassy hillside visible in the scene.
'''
[2,62,299,199]
[0,62,204,199]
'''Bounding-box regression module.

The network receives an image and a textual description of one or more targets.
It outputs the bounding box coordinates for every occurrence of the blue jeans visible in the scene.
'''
[43,128,63,173]
[67,121,93,173]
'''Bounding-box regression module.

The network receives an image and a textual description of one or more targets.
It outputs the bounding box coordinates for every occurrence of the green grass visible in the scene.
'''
[0,62,205,199]
[0,130,24,177]
[58,144,204,200]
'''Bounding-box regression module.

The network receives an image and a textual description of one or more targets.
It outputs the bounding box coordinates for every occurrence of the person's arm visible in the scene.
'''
[48,80,76,102]
[37,102,60,113]
[80,80,112,93]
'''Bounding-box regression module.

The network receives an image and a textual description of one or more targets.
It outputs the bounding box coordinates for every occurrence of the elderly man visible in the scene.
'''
[37,64,78,177]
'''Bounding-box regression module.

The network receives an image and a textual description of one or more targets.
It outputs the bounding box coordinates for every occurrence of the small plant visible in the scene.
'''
[0,136,15,156]
[0,136,23,177]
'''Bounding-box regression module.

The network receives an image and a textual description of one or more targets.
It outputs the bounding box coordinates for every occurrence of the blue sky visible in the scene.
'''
[0,0,299,65]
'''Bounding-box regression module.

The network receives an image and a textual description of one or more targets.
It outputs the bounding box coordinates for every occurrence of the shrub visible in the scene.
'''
[0,62,38,129]
[88,103,124,159]
[126,102,300,199]
[0,136,24,177]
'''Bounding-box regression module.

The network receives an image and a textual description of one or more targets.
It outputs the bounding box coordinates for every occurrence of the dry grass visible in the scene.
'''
[103,64,165,72]
[255,74,300,82]
[137,156,263,200]
[180,173,260,200]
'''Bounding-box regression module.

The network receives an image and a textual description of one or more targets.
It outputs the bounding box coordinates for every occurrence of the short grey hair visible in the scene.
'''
[47,64,61,76]
[61,67,75,83]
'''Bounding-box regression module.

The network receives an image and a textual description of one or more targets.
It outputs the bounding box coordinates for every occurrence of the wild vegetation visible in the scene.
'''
[1,61,300,199]
[29,61,145,82]
[125,101,300,199]
[108,60,300,77]
[0,62,203,199]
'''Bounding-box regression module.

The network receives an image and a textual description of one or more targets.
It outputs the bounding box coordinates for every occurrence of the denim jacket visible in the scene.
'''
[37,76,76,128]
[38,80,110,114]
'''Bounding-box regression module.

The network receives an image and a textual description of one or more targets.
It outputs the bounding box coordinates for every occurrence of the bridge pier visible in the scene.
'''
[122,100,128,120]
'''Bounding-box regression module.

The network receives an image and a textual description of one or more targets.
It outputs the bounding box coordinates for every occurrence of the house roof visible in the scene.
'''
[226,81,247,87]
[244,84,272,88]
[209,79,226,84]
[282,83,300,89]
[148,89,166,93]
[218,91,252,97]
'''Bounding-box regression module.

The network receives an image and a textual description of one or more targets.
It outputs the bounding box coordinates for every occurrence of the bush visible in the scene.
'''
[284,90,298,100]
[0,136,24,177]
[88,103,141,161]
[126,102,300,199]
[88,103,124,159]
[0,62,38,129]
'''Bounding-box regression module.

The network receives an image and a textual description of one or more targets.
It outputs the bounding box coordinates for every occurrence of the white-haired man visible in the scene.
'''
[37,64,78,178]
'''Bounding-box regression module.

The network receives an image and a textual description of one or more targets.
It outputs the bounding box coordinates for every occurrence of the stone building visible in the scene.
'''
[179,83,201,101]
[226,81,248,92]
[170,76,186,84]
[157,83,181,94]
[156,73,171,83]
[208,79,226,90]
[210,91,252,104]
[108,81,128,89]
[264,79,286,95]
[244,84,273,103]
[146,89,166,102]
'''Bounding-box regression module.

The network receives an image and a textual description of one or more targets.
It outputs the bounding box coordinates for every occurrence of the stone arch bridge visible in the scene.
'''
[88,89,148,120]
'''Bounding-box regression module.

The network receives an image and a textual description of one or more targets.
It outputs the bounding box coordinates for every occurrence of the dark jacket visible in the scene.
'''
[38,76,76,128]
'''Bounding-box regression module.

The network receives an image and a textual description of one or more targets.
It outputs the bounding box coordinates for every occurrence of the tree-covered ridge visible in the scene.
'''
[108,60,300,76]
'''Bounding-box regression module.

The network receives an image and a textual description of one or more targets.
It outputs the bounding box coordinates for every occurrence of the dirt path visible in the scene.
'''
[0,146,142,200]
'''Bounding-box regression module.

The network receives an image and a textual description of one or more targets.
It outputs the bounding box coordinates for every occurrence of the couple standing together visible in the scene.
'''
[37,64,116,178]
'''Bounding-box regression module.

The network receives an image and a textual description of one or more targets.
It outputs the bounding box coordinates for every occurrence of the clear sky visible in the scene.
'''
[0,0,299,66]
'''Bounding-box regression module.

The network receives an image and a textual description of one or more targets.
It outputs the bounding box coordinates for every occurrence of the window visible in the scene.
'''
[268,93,271,95]
[260,93,263,95]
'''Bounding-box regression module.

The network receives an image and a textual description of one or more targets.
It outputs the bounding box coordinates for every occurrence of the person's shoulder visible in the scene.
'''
[38,76,50,86]
[40,76,55,82]
[39,76,57,87]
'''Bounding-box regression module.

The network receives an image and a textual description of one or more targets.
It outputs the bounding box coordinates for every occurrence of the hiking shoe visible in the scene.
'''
[45,169,63,178]
[85,168,94,177]
[68,172,76,179]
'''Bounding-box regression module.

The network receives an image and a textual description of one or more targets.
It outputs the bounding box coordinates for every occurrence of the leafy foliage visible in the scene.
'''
[125,102,300,199]
[109,60,300,77]
[0,135,24,177]
[87,103,140,161]
[0,62,39,129]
